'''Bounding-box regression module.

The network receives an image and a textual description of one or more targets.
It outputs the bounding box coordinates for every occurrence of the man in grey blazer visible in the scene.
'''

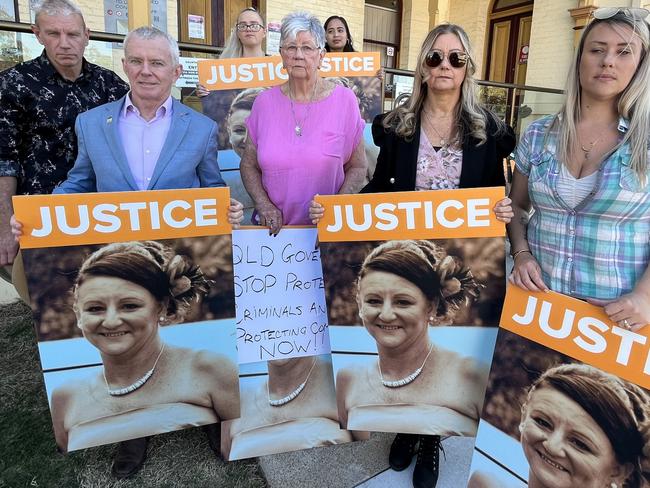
[55,27,224,194]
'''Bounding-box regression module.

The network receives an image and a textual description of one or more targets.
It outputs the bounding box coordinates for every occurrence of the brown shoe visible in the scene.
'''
[111,437,148,479]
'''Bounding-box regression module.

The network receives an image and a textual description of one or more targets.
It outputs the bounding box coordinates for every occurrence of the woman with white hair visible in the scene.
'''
[240,11,367,234]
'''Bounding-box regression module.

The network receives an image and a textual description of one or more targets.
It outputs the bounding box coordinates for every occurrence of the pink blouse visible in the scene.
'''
[247,85,364,225]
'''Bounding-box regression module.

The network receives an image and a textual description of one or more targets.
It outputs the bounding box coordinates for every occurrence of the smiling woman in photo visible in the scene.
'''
[469,363,650,488]
[336,239,489,468]
[50,241,239,452]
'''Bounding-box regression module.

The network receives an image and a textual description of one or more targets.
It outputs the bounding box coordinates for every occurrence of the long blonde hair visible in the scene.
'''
[220,7,265,59]
[383,24,500,144]
[551,13,650,184]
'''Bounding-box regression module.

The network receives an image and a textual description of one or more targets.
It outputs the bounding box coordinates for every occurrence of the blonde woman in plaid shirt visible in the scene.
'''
[508,8,650,332]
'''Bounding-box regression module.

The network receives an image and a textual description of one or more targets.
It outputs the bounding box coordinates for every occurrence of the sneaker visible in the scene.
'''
[388,433,419,471]
[412,435,444,488]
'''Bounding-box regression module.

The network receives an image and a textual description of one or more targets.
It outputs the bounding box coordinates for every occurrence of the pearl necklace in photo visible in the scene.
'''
[378,344,434,388]
[103,343,166,396]
[267,357,317,407]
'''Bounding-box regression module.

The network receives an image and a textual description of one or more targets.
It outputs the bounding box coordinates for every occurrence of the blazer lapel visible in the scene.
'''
[459,133,484,188]
[401,117,421,190]
[147,98,190,190]
[103,99,139,191]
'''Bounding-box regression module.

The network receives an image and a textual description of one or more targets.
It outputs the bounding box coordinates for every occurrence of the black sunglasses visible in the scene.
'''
[425,50,468,69]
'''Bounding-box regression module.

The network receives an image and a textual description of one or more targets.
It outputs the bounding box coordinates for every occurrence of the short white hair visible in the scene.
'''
[280,11,326,49]
[123,26,180,66]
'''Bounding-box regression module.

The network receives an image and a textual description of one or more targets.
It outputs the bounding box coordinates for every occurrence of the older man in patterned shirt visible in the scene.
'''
[0,0,128,267]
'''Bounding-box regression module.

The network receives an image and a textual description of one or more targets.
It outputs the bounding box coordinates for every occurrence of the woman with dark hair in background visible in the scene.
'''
[51,241,239,452]
[324,15,355,52]
[469,363,650,488]
[311,23,515,488]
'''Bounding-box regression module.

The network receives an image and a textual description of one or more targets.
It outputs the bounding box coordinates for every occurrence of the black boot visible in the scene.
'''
[412,435,444,488]
[111,437,148,479]
[389,433,419,471]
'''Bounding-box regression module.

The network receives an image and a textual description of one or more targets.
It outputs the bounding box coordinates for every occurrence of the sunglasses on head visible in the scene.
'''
[592,7,649,21]
[425,50,468,69]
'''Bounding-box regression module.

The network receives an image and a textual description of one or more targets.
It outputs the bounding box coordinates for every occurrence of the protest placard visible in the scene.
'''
[232,227,330,363]
[468,287,650,487]
[13,189,240,452]
[317,188,506,436]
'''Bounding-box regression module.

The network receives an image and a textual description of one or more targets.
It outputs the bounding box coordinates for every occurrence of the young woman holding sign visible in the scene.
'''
[311,23,515,488]
[469,363,650,488]
[508,8,650,332]
[50,241,240,452]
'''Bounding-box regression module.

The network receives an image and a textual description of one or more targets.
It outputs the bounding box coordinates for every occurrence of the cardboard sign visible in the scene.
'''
[315,187,505,242]
[198,52,381,90]
[13,187,231,248]
[232,227,330,363]
[501,286,650,389]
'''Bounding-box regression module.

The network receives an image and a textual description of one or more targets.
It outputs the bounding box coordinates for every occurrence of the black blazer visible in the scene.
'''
[362,112,516,193]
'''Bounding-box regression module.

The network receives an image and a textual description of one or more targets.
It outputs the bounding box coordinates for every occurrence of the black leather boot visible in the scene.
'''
[111,437,148,479]
[412,435,444,488]
[389,432,419,471]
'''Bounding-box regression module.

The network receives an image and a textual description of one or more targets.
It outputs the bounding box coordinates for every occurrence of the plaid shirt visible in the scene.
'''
[0,51,128,195]
[515,115,650,300]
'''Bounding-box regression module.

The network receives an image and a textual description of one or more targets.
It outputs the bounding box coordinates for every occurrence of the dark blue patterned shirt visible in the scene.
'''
[0,50,129,194]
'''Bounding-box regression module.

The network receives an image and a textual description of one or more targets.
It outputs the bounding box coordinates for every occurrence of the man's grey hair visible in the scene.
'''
[280,11,326,50]
[34,0,85,27]
[123,26,180,66]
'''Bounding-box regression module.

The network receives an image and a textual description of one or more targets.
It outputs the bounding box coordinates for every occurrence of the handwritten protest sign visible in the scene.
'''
[232,227,330,363]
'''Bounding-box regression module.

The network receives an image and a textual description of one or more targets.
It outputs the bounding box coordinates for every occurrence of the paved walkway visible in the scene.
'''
[259,433,473,488]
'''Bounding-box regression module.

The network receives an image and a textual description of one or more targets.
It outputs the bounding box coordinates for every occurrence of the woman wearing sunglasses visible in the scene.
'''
[315,23,515,488]
[508,8,650,332]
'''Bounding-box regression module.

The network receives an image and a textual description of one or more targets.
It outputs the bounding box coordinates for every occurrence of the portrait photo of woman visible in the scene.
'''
[22,238,240,452]
[468,330,650,488]
[321,239,500,439]
[221,354,354,460]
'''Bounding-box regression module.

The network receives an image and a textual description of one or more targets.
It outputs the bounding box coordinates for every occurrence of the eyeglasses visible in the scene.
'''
[236,22,264,32]
[425,50,468,69]
[592,7,649,20]
[281,44,320,56]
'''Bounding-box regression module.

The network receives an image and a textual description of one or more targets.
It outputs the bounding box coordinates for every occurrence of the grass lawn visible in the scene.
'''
[0,301,266,488]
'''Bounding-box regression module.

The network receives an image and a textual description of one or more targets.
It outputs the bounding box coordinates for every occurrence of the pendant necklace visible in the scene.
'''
[103,343,166,396]
[579,122,615,160]
[268,357,317,406]
[423,110,453,147]
[379,344,434,388]
[288,79,319,137]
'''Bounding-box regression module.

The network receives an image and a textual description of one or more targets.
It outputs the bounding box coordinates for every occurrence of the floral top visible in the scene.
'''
[414,128,463,191]
[0,51,128,194]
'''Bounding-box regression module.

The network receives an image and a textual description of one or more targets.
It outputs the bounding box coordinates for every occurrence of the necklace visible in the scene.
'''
[378,344,434,388]
[267,357,317,407]
[103,343,166,396]
[288,79,319,137]
[423,110,453,147]
[579,122,615,160]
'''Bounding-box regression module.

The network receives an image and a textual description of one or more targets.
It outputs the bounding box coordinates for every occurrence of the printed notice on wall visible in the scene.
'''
[232,227,330,363]
[188,14,205,39]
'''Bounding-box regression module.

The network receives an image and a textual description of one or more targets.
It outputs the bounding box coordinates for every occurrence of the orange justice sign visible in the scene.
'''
[315,187,506,242]
[500,285,650,389]
[13,187,232,248]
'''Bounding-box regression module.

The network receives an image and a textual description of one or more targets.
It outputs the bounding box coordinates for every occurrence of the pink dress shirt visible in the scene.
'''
[118,94,173,190]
